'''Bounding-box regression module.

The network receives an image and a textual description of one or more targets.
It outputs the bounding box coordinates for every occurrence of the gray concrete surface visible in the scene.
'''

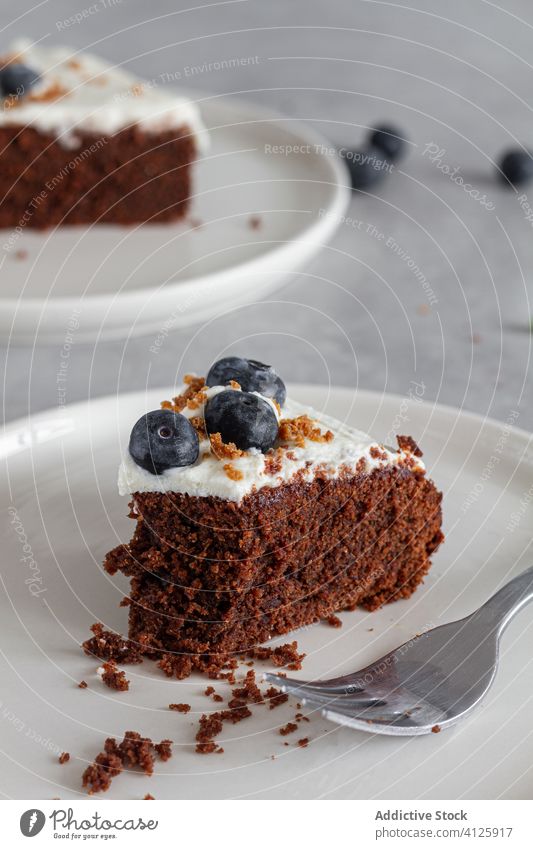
[1,0,532,428]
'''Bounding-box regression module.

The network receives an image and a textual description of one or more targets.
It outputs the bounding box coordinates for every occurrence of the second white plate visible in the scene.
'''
[0,95,349,344]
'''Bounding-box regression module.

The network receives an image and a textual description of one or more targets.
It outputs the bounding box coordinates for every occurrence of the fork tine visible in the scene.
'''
[264,671,365,696]
[266,676,387,710]
[320,707,437,736]
[317,691,447,729]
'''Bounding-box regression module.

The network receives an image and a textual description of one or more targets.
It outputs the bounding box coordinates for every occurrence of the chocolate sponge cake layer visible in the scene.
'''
[0,126,196,228]
[105,466,443,659]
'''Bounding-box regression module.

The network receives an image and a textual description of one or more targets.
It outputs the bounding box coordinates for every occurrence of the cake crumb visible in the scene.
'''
[264,448,284,476]
[26,82,68,104]
[223,463,244,481]
[248,641,306,670]
[196,741,222,754]
[210,432,245,459]
[82,731,172,794]
[82,623,142,665]
[144,793,155,800]
[99,660,130,691]
[194,672,262,754]
[397,435,423,457]
[59,752,70,764]
[297,737,309,748]
[231,669,263,704]
[162,375,206,414]
[326,615,342,628]
[278,415,333,448]
[189,415,207,439]
[78,680,88,689]
[154,739,173,761]
[295,712,310,723]
[279,722,298,736]
[248,215,262,230]
[185,388,208,411]
[431,724,441,734]
[169,703,191,714]
[264,686,289,709]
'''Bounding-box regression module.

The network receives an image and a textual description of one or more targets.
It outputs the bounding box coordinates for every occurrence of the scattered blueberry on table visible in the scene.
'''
[0,63,40,98]
[129,409,199,474]
[344,146,390,190]
[206,356,286,406]
[205,390,279,452]
[368,123,407,162]
[497,149,533,187]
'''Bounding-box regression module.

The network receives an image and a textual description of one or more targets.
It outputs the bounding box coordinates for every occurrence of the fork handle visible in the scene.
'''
[473,564,533,636]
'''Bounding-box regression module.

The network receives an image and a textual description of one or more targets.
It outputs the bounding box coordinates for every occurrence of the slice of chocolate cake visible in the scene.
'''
[0,40,207,228]
[104,357,443,677]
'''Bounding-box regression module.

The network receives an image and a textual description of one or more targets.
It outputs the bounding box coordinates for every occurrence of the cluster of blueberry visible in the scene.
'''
[498,149,533,187]
[344,122,533,190]
[0,62,39,98]
[344,123,406,190]
[129,357,287,474]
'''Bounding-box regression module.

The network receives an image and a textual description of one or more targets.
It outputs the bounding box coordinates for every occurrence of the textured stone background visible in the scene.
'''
[2,0,532,427]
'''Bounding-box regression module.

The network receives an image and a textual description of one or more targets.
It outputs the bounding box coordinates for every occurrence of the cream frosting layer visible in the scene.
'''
[118,384,424,502]
[0,40,208,149]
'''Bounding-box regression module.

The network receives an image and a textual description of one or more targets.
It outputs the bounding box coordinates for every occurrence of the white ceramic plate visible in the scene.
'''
[1,386,533,800]
[0,96,349,345]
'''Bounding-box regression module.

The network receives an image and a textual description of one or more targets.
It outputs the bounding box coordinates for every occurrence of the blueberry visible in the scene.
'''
[344,146,389,190]
[498,149,533,187]
[129,409,199,474]
[205,390,278,452]
[368,124,406,162]
[0,64,40,98]
[205,356,286,406]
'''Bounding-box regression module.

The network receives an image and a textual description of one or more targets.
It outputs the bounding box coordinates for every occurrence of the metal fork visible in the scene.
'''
[265,565,533,735]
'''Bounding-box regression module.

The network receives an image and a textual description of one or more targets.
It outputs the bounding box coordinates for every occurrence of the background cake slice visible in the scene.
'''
[103,357,443,677]
[0,40,207,227]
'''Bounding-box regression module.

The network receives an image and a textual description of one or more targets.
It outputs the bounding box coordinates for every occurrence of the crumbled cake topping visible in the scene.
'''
[397,434,423,457]
[223,463,244,481]
[0,40,208,150]
[279,415,334,447]
[264,447,284,476]
[189,415,207,439]
[162,375,207,413]
[120,373,426,501]
[210,432,245,459]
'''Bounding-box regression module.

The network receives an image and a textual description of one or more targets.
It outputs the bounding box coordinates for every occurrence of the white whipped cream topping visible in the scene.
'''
[0,40,208,149]
[118,384,424,502]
